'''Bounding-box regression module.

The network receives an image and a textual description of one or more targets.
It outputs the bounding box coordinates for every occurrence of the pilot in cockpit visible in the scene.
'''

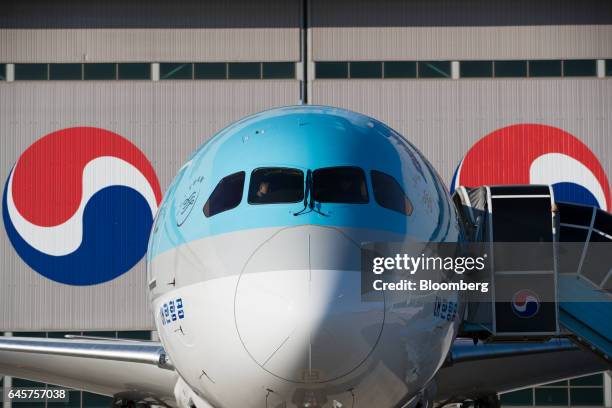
[256,180,271,199]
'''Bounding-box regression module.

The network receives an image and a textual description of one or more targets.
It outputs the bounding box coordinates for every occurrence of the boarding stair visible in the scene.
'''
[453,185,612,362]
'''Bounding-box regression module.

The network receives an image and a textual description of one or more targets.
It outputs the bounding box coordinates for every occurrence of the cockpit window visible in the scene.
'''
[203,171,245,217]
[371,170,413,215]
[313,167,368,204]
[248,168,304,204]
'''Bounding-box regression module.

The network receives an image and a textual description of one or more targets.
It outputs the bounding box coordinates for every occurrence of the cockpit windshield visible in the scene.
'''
[203,171,245,218]
[371,170,413,215]
[248,167,304,204]
[312,167,368,204]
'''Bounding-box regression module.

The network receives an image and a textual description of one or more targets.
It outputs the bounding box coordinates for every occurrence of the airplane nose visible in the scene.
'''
[234,225,385,383]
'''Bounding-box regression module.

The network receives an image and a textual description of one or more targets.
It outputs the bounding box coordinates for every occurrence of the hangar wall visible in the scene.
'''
[308,0,612,191]
[311,79,612,188]
[0,28,300,63]
[0,0,302,331]
[311,25,612,61]
[0,81,299,330]
[0,0,611,331]
[0,0,301,62]
[310,0,612,60]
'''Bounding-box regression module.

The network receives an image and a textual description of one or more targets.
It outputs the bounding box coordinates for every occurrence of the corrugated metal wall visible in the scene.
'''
[0,0,300,62]
[309,0,612,27]
[0,0,302,331]
[311,79,612,187]
[0,0,300,29]
[0,29,300,63]
[311,0,612,60]
[312,26,612,61]
[0,81,300,330]
[1,0,611,330]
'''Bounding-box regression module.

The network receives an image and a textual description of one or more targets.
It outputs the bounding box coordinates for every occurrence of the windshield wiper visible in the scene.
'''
[293,169,312,216]
[309,191,329,217]
[294,169,329,217]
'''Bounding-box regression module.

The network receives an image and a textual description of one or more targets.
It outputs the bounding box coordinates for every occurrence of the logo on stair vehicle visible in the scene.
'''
[511,289,540,318]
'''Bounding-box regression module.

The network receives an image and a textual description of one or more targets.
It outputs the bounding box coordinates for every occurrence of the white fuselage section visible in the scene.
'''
[150,225,462,408]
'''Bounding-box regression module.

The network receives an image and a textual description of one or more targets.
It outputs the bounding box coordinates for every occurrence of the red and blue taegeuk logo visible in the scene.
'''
[511,289,541,318]
[451,124,611,211]
[2,127,162,285]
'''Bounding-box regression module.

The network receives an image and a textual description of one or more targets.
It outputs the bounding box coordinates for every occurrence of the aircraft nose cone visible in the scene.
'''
[234,226,385,383]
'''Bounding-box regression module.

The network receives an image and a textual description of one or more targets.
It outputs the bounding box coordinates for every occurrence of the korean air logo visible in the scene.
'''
[2,127,162,285]
[511,289,540,318]
[451,124,611,211]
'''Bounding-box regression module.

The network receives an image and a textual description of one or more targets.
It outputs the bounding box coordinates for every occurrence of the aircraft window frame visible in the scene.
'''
[312,166,369,204]
[247,167,305,205]
[203,171,246,218]
[371,170,414,216]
